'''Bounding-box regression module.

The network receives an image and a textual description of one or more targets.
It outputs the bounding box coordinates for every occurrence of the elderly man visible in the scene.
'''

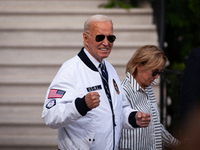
[42,14,150,150]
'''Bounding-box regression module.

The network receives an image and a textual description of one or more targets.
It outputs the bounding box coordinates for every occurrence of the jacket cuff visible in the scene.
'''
[75,96,91,116]
[129,111,140,128]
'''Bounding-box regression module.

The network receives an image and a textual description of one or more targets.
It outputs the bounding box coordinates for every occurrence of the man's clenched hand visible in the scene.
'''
[85,92,100,109]
[135,111,151,127]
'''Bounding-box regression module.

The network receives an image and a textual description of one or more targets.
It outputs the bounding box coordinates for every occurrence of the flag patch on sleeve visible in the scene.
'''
[48,89,66,99]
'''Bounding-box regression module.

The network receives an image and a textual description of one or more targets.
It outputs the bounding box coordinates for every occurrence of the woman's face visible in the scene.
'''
[135,63,163,89]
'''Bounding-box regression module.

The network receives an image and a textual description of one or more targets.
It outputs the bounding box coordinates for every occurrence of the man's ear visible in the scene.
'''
[83,32,88,45]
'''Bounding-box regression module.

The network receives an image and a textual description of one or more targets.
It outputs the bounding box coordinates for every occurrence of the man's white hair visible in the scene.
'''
[84,14,113,32]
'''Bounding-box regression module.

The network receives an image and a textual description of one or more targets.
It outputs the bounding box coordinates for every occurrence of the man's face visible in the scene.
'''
[83,21,114,62]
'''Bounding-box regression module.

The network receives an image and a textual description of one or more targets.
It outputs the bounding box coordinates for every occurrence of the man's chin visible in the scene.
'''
[102,54,109,59]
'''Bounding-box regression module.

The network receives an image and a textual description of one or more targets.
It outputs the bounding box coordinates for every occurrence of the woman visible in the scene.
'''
[119,45,180,150]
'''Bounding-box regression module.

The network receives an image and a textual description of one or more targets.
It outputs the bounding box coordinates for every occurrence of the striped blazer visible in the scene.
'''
[119,72,179,150]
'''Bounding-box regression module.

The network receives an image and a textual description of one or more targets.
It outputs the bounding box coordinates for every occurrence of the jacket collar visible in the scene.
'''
[126,72,156,92]
[78,47,98,72]
[126,72,141,92]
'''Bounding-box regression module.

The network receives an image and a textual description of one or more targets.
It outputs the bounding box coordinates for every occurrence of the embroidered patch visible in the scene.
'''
[113,79,120,94]
[48,89,66,99]
[46,99,56,109]
[87,85,102,92]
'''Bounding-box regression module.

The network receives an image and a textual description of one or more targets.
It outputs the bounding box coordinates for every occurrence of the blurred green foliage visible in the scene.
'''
[99,0,138,9]
[164,1,200,141]
[165,0,200,70]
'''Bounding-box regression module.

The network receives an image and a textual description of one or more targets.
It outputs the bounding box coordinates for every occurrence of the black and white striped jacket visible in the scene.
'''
[119,72,179,150]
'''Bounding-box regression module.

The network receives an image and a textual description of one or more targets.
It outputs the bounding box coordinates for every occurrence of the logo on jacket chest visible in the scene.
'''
[113,79,120,94]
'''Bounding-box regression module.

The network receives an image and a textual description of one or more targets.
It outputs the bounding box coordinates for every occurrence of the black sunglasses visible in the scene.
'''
[87,33,116,43]
[152,70,164,76]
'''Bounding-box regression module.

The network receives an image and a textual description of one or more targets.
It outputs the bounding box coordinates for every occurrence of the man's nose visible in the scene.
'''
[102,37,109,45]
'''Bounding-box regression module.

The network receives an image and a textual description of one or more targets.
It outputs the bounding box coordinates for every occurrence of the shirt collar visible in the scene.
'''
[126,72,156,92]
[84,48,102,69]
[127,72,140,92]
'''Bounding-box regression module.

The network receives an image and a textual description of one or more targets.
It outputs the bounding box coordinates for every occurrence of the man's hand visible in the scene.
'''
[85,92,100,109]
[135,111,151,127]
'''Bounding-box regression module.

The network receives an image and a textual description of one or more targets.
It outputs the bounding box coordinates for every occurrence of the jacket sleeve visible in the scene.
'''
[161,123,180,148]
[121,84,138,129]
[42,67,90,129]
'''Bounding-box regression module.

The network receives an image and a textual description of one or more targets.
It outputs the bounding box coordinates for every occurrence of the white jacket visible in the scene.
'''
[42,48,136,150]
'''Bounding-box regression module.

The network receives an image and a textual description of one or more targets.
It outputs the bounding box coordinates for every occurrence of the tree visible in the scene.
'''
[165,0,200,67]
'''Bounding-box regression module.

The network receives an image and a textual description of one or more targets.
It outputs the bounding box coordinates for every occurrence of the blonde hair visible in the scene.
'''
[126,45,168,77]
[84,14,113,32]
